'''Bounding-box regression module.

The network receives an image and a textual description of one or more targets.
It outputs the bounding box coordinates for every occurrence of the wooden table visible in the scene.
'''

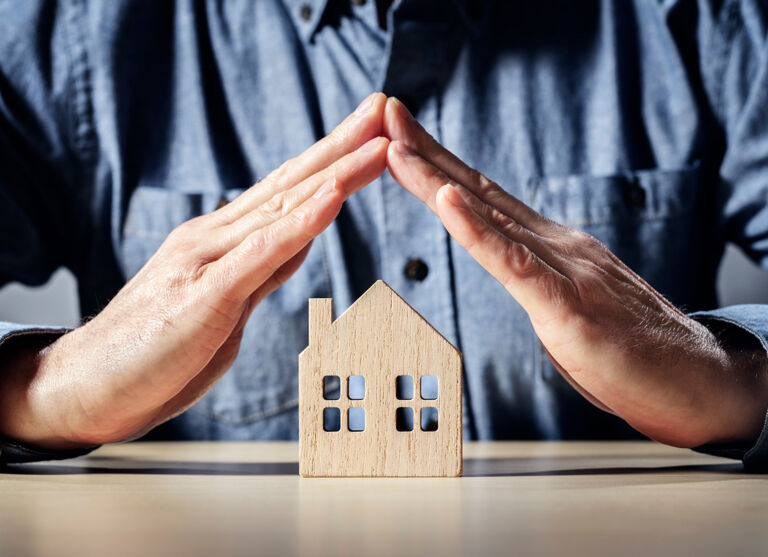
[1,442,765,557]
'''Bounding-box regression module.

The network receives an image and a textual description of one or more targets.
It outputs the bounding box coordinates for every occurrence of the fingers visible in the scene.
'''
[387,139,568,274]
[248,242,313,310]
[219,92,387,223]
[386,140,449,209]
[213,177,345,302]
[384,98,476,197]
[221,136,388,250]
[384,97,550,234]
[435,184,573,318]
[155,242,314,428]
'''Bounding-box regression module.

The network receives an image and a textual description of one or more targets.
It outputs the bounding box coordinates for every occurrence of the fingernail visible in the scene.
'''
[441,185,466,208]
[354,93,376,115]
[356,138,381,153]
[313,178,336,199]
[394,140,416,157]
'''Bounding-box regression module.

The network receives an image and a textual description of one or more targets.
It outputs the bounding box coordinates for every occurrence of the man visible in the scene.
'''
[0,0,766,469]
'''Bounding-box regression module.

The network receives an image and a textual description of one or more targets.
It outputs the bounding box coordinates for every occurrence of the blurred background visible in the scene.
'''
[1,244,767,327]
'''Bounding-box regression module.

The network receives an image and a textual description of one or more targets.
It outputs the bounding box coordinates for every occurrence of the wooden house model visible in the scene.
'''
[298,280,462,477]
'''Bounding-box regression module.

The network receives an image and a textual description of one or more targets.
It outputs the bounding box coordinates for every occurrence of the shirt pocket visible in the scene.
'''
[530,164,700,227]
[120,185,331,436]
[121,186,244,278]
[530,164,702,387]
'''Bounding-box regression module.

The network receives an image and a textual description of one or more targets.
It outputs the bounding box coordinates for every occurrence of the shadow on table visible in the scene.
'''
[3,457,299,476]
[462,457,750,477]
[3,455,755,477]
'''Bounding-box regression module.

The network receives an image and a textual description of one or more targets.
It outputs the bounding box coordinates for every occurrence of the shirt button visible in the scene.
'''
[299,4,312,21]
[404,258,429,281]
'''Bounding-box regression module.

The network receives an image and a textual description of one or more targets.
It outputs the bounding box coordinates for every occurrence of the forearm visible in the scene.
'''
[689,318,768,446]
[0,333,88,450]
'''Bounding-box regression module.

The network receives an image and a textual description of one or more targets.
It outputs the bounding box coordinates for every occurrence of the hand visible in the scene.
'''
[0,93,389,449]
[384,97,768,447]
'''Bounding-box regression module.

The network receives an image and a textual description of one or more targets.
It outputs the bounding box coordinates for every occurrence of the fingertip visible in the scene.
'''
[383,97,413,141]
[354,92,386,116]
[373,135,390,169]
[367,92,387,134]
[348,92,386,143]
[371,91,388,107]
[387,141,417,169]
[436,185,476,235]
[385,140,414,185]
[355,135,384,153]
[436,184,466,210]
[356,136,390,171]
[387,96,414,120]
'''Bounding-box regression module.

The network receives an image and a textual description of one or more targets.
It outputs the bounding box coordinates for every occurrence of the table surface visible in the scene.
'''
[1,441,766,557]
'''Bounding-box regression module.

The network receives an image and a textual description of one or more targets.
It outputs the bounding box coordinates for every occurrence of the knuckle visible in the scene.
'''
[473,170,497,193]
[261,191,291,220]
[569,227,598,247]
[581,231,605,251]
[167,220,191,241]
[497,213,523,236]
[269,156,296,183]
[244,228,270,256]
[507,241,539,280]
[247,235,281,277]
[291,209,316,240]
[553,228,594,257]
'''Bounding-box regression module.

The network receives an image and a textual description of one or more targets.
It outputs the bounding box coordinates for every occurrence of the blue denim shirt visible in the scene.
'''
[1,0,767,469]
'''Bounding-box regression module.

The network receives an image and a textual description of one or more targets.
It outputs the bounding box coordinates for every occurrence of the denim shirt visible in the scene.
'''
[1,0,767,469]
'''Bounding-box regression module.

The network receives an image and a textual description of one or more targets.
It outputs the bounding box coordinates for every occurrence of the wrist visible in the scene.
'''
[0,332,93,450]
[703,322,768,445]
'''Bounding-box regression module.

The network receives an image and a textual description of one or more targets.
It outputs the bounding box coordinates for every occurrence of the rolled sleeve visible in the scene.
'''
[689,305,768,472]
[0,322,99,465]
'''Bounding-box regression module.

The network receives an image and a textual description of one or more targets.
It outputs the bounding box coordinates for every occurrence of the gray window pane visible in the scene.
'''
[396,407,414,431]
[348,375,365,400]
[348,407,365,431]
[323,375,340,400]
[421,407,438,431]
[396,375,413,400]
[323,407,340,431]
[420,375,438,400]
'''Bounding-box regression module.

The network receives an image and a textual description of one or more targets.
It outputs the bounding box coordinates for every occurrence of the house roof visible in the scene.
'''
[304,280,458,352]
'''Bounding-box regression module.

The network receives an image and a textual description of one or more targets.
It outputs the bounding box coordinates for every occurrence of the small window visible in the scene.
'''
[348,407,365,431]
[348,375,365,400]
[323,407,340,431]
[420,375,438,400]
[323,375,340,400]
[396,375,414,400]
[396,407,414,431]
[421,407,438,431]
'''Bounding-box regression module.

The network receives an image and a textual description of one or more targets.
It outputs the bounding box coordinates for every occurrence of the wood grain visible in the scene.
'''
[1,442,762,557]
[299,280,462,476]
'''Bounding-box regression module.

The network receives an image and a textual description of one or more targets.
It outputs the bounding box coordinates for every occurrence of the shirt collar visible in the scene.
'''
[282,0,330,43]
[281,0,482,44]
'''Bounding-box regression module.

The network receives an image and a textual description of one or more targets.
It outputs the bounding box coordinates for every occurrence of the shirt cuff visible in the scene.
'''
[0,437,99,464]
[0,322,100,465]
[688,305,768,472]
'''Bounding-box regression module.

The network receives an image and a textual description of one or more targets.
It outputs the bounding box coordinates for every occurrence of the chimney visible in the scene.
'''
[308,298,332,346]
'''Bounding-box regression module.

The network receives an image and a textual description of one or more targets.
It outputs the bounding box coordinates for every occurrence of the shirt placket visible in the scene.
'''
[378,1,474,437]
